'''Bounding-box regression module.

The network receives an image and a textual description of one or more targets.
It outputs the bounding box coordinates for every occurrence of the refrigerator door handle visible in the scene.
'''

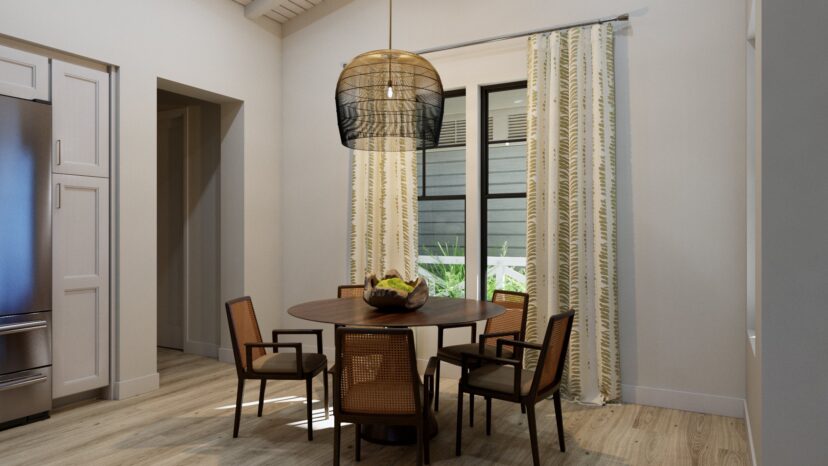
[0,320,48,336]
[56,183,61,209]
[56,139,62,165]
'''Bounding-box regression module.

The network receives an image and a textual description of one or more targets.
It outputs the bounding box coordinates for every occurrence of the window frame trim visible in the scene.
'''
[418,88,468,297]
[479,80,528,300]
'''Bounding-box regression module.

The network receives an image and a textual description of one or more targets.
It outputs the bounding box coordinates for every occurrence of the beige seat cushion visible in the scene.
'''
[251,352,326,374]
[437,343,513,364]
[467,364,535,396]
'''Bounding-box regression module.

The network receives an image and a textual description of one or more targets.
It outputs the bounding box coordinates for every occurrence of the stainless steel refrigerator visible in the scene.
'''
[0,93,52,427]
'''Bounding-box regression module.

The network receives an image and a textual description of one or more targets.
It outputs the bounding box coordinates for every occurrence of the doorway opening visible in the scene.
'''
[156,90,222,357]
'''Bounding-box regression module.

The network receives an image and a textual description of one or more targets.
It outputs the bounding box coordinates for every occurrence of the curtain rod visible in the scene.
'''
[414,13,629,55]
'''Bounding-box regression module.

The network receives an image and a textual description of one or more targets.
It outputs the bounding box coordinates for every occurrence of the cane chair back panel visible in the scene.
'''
[338,330,417,415]
[536,312,574,393]
[337,285,364,299]
[226,297,265,370]
[484,290,529,347]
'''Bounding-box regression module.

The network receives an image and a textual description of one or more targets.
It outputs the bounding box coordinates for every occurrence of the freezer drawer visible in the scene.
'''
[0,367,51,424]
[0,311,51,375]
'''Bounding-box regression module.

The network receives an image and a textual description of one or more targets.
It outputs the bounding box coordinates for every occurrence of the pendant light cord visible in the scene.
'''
[388,0,392,50]
[386,0,393,97]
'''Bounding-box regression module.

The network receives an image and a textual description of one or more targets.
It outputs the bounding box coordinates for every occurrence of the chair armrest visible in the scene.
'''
[272,329,324,354]
[460,351,523,397]
[246,342,302,374]
[496,339,542,357]
[478,331,520,354]
[437,322,477,348]
[424,356,438,398]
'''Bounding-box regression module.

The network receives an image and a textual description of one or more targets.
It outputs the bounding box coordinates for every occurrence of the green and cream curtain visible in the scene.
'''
[525,24,620,404]
[349,139,419,283]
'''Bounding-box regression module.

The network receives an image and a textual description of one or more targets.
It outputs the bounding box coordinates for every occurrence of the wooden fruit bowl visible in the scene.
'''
[363,270,429,311]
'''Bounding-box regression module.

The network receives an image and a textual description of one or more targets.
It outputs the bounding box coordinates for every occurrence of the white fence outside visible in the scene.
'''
[417,255,527,292]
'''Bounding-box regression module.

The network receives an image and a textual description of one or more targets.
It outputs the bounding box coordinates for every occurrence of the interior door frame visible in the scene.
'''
[157,108,188,351]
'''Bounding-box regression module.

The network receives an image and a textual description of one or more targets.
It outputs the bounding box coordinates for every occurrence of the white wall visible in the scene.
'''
[0,0,283,398]
[281,0,747,416]
[759,0,828,463]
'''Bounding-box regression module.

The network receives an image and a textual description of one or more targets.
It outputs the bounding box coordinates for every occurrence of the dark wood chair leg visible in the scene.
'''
[423,413,431,465]
[306,377,314,441]
[434,361,441,412]
[469,393,474,427]
[323,370,330,419]
[416,419,424,466]
[486,396,492,436]
[354,423,361,461]
[553,390,566,452]
[333,418,341,466]
[232,378,244,438]
[521,404,526,414]
[455,388,464,456]
[417,418,425,466]
[257,379,267,417]
[527,403,540,466]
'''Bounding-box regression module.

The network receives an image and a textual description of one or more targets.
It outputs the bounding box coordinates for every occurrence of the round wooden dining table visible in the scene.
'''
[288,296,505,445]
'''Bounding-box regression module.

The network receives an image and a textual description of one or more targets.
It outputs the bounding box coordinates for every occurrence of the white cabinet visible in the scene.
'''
[52,60,109,178]
[0,43,49,101]
[52,174,109,398]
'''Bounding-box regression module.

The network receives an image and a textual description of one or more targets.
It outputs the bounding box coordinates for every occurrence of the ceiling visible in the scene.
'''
[232,0,324,24]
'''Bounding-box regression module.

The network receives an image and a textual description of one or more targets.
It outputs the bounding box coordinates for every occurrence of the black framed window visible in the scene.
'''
[418,90,466,297]
[480,82,528,300]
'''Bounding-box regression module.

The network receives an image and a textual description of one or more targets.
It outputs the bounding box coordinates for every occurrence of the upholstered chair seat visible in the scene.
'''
[467,365,534,396]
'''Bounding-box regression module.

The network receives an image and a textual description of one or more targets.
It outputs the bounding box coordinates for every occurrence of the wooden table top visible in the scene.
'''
[287,297,505,327]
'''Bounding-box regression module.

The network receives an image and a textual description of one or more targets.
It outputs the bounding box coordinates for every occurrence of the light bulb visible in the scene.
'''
[386,85,394,98]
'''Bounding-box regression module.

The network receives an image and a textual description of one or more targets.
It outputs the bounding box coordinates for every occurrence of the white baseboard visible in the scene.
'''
[218,346,235,364]
[184,340,219,359]
[111,372,159,400]
[744,400,758,466]
[621,383,744,418]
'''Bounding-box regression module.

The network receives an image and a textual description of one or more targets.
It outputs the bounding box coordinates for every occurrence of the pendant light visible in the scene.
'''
[335,0,444,152]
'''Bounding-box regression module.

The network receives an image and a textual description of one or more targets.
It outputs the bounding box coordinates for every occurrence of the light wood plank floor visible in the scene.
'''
[0,349,748,465]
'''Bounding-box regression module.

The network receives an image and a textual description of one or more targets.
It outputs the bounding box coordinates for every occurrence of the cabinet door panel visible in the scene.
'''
[0,44,49,101]
[52,174,109,398]
[53,61,109,177]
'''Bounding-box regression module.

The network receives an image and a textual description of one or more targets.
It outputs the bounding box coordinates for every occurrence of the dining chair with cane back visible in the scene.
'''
[434,290,529,425]
[337,284,364,299]
[333,327,438,465]
[455,310,575,466]
[335,284,364,331]
[328,284,367,375]
[225,296,329,440]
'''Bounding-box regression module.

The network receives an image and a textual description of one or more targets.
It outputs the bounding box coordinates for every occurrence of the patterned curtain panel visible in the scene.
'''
[349,139,419,283]
[524,24,620,404]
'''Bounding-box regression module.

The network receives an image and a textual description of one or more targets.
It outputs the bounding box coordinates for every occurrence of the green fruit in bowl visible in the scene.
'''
[376,277,414,293]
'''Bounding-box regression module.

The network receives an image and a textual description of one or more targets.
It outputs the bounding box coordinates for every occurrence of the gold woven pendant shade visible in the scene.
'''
[335,49,444,151]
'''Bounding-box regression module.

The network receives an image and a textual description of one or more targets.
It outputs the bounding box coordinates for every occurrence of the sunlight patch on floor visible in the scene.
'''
[286,407,349,431]
[215,395,320,410]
